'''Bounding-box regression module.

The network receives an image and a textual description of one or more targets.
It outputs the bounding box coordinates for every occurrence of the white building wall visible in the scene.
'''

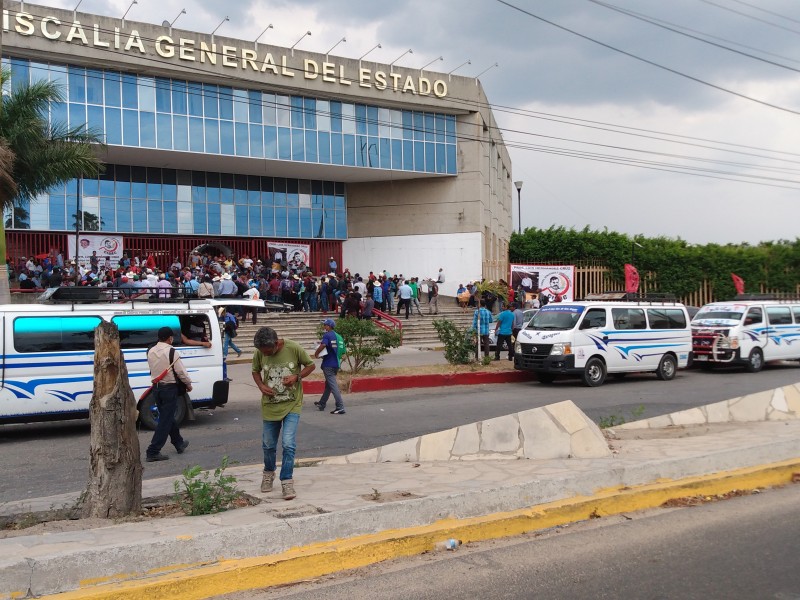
[342,232,482,297]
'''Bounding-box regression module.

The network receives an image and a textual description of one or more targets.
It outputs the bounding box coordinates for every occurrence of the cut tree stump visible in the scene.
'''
[82,321,143,518]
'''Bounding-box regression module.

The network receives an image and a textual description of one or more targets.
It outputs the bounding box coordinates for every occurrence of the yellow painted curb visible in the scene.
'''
[39,458,800,600]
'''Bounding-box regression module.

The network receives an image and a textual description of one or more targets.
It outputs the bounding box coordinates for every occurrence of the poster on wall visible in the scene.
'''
[67,234,124,268]
[510,264,576,303]
[267,242,311,271]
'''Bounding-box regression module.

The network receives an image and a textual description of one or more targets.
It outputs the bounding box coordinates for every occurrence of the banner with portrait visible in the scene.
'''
[510,264,576,303]
[267,242,311,271]
[67,234,124,268]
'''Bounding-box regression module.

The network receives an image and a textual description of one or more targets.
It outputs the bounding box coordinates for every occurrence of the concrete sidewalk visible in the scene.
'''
[2,414,800,599]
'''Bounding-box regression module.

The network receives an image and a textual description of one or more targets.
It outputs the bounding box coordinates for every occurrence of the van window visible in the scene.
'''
[766,306,792,325]
[13,316,102,353]
[112,315,181,349]
[647,308,687,329]
[580,308,606,329]
[612,308,646,330]
[793,306,800,323]
[743,307,762,326]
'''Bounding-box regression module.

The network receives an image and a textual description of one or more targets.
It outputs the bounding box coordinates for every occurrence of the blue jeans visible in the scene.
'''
[146,384,184,456]
[318,366,344,410]
[320,292,329,312]
[262,412,300,481]
[223,333,241,356]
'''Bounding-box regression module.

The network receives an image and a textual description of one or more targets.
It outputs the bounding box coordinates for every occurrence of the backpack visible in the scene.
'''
[334,332,347,365]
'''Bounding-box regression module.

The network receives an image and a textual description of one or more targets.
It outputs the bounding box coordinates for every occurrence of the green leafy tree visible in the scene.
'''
[0,69,104,301]
[432,319,476,365]
[317,317,402,374]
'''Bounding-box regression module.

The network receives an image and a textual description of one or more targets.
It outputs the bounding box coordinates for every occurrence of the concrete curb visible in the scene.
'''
[36,458,800,600]
[302,369,534,394]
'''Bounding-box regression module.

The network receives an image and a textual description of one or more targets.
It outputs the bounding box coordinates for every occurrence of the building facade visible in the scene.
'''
[1,1,512,293]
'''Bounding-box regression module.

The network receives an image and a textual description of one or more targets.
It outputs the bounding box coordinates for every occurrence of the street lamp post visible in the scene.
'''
[514,180,523,234]
[631,240,643,263]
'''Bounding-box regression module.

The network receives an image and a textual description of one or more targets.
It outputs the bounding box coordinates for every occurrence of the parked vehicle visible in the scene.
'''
[489,309,538,348]
[514,295,692,386]
[691,296,800,371]
[0,291,228,427]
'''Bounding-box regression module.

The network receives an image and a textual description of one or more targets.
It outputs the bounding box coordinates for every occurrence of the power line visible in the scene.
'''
[725,0,800,26]
[588,0,800,74]
[495,0,800,116]
[697,0,800,36]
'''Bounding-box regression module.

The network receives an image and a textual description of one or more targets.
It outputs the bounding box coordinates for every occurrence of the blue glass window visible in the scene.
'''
[447,144,457,174]
[115,198,131,231]
[132,200,148,232]
[318,131,331,163]
[391,139,402,169]
[445,115,456,143]
[138,78,156,112]
[148,200,162,232]
[414,141,425,171]
[262,206,274,236]
[193,202,207,234]
[106,108,122,144]
[403,111,413,139]
[233,89,248,122]
[49,196,66,230]
[291,129,304,161]
[425,142,435,172]
[290,96,304,128]
[304,98,316,129]
[123,110,139,146]
[249,124,263,157]
[275,207,287,236]
[235,123,249,156]
[139,112,156,148]
[68,66,86,102]
[424,114,435,142]
[172,80,187,115]
[235,205,248,235]
[51,101,67,127]
[121,74,137,108]
[335,210,347,239]
[220,120,234,155]
[435,143,447,173]
[10,58,29,89]
[188,82,203,116]
[189,117,204,152]
[278,128,291,160]
[86,69,103,104]
[331,133,343,165]
[249,206,262,236]
[173,115,188,151]
[207,203,221,235]
[264,126,277,159]
[163,202,178,233]
[100,198,115,232]
[157,113,172,149]
[368,106,379,136]
[218,86,233,120]
[203,84,219,118]
[248,91,262,124]
[305,131,317,163]
[402,140,414,170]
[87,105,104,134]
[330,101,342,132]
[380,138,391,169]
[155,78,171,112]
[205,120,220,154]
[435,114,446,143]
[356,105,367,135]
[299,208,312,238]
[104,72,121,107]
[68,103,86,130]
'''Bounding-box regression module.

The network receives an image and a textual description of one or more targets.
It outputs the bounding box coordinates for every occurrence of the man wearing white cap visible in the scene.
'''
[328,256,337,274]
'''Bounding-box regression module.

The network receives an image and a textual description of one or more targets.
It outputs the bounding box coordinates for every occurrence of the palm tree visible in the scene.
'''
[0,69,104,302]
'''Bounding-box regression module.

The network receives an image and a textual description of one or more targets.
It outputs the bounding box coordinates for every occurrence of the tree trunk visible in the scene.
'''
[83,321,142,518]
[0,263,11,305]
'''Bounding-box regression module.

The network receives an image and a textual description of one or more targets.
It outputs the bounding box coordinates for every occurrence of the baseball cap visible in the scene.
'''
[321,319,336,328]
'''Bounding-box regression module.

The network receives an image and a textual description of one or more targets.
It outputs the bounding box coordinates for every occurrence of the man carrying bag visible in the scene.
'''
[145,327,192,462]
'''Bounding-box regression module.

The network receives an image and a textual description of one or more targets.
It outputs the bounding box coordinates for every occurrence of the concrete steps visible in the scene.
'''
[225,300,477,352]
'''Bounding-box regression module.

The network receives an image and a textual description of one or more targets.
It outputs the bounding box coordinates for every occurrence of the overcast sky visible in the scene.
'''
[40,0,800,245]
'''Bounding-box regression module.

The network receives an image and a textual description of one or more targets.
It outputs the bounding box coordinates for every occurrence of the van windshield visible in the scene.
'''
[692,306,744,326]
[529,306,583,330]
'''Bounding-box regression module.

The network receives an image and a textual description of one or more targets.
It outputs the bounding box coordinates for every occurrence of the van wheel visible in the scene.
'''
[582,358,606,387]
[745,348,764,373]
[537,373,556,384]
[656,355,677,381]
[138,394,187,431]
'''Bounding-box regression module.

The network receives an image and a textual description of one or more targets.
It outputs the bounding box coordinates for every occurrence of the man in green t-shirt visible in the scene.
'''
[251,327,315,500]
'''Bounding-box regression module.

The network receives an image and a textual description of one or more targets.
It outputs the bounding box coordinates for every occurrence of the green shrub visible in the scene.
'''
[173,456,241,516]
[432,319,476,365]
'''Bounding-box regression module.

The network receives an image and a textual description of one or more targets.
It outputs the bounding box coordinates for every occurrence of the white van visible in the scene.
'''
[0,297,229,427]
[691,297,800,371]
[514,296,692,386]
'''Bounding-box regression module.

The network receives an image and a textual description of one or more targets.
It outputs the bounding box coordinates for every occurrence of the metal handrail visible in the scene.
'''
[372,309,403,339]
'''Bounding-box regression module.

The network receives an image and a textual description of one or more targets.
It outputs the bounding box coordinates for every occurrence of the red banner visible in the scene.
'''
[731,273,745,295]
[624,263,640,294]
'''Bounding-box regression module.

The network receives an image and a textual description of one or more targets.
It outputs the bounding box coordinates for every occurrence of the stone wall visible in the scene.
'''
[323,400,611,464]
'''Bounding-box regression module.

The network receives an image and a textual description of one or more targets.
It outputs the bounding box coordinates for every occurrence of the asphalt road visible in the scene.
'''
[221,484,800,600]
[1,361,799,502]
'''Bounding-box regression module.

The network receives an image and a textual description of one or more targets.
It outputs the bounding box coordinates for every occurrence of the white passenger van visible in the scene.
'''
[691,296,800,372]
[514,293,692,386]
[0,288,229,427]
